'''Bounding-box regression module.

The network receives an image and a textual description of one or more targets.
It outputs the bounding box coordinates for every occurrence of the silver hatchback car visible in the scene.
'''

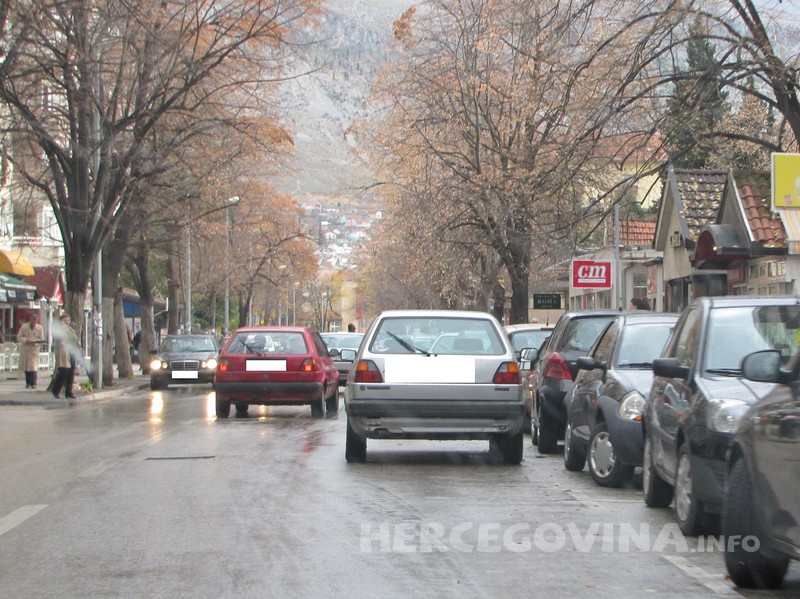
[344,310,525,464]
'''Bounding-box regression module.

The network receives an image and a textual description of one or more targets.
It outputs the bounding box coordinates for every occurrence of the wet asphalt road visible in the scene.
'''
[0,386,797,598]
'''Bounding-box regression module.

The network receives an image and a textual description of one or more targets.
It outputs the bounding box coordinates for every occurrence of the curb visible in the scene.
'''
[0,382,150,407]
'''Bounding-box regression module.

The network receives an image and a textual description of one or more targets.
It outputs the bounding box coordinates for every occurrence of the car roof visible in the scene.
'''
[375,309,497,319]
[321,332,363,336]
[504,323,555,332]
[616,312,679,323]
[699,296,800,308]
[232,326,313,334]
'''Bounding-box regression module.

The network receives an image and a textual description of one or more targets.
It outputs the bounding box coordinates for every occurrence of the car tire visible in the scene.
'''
[523,410,532,434]
[723,457,789,589]
[588,422,633,487]
[345,418,367,463]
[216,397,232,419]
[563,421,587,472]
[494,431,523,465]
[235,403,249,418]
[537,405,559,454]
[325,389,339,413]
[311,388,326,419]
[643,433,673,508]
[674,442,712,536]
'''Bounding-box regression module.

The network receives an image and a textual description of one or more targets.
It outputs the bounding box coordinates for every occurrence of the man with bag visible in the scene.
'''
[51,313,79,400]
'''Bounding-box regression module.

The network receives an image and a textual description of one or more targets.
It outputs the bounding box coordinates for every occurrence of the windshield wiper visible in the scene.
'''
[386,332,430,356]
[618,362,653,369]
[243,342,266,356]
[705,368,742,376]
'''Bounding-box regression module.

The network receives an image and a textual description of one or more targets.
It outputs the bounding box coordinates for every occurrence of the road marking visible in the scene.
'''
[0,505,48,537]
[662,555,739,597]
[78,460,118,478]
[565,489,601,508]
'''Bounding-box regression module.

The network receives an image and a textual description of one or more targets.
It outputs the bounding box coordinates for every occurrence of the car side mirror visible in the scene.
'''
[652,357,690,380]
[741,350,792,384]
[339,349,357,362]
[520,347,539,367]
[576,356,606,372]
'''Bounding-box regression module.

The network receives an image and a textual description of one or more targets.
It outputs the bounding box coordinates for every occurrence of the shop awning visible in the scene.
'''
[0,272,37,303]
[0,249,35,276]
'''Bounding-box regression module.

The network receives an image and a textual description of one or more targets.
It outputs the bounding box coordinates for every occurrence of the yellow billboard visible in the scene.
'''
[772,153,800,209]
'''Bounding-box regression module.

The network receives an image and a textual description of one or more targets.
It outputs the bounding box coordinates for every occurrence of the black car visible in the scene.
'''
[722,349,800,589]
[523,310,617,454]
[149,334,220,391]
[564,312,678,487]
[643,296,800,536]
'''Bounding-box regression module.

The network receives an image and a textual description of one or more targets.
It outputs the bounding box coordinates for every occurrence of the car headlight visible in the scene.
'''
[706,399,750,434]
[204,358,218,370]
[150,359,164,370]
[618,391,646,421]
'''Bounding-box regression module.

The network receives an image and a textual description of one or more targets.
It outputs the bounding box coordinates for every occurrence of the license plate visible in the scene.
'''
[247,360,286,372]
[172,371,199,379]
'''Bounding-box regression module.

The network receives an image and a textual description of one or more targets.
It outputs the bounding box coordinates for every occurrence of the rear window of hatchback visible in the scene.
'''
[225,332,308,355]
[369,316,506,355]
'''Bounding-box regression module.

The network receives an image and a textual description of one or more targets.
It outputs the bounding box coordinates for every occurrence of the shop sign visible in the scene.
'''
[572,260,612,288]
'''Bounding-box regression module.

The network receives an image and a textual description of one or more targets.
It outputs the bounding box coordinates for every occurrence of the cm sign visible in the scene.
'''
[572,260,612,288]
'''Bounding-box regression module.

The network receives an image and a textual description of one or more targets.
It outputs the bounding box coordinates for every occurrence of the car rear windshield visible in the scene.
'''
[322,334,363,350]
[370,316,505,355]
[510,330,551,353]
[225,331,308,356]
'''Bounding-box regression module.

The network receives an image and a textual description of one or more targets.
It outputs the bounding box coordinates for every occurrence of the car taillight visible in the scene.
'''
[493,362,521,384]
[543,352,572,380]
[353,360,383,383]
[217,359,230,373]
[300,358,317,372]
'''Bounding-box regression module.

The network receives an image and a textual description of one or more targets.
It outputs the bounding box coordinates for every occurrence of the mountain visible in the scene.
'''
[274,0,415,203]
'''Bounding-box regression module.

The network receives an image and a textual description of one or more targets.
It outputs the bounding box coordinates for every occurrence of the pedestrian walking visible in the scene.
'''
[51,313,79,399]
[18,313,44,389]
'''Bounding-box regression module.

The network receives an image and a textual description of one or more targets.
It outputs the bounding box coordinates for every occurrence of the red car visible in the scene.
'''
[213,326,339,419]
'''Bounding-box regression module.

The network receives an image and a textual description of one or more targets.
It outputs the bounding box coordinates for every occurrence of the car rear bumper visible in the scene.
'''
[346,400,524,438]
[214,381,322,403]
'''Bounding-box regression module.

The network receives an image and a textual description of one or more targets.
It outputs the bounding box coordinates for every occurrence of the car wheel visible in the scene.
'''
[311,388,326,419]
[674,442,712,536]
[493,431,523,465]
[537,406,559,454]
[345,418,367,463]
[216,397,231,419]
[235,403,249,418]
[643,433,672,508]
[563,421,587,472]
[325,388,339,413]
[588,422,633,488]
[723,457,789,589]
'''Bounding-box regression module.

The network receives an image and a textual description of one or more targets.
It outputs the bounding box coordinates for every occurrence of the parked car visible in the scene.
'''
[213,326,338,419]
[523,309,618,453]
[149,334,220,391]
[643,296,800,536]
[344,310,525,464]
[722,348,800,589]
[563,312,678,486]
[504,323,555,360]
[321,332,364,386]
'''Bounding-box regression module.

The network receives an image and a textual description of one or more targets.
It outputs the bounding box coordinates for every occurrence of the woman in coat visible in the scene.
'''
[18,313,44,388]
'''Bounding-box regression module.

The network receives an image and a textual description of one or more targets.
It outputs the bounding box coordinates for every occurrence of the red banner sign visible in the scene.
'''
[572,260,612,288]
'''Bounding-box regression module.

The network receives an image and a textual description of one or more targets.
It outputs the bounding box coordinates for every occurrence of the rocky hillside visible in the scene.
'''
[274,0,415,202]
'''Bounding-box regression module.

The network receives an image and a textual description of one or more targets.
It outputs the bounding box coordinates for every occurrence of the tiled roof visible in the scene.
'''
[619,219,656,247]
[674,169,728,240]
[22,266,62,299]
[735,171,787,249]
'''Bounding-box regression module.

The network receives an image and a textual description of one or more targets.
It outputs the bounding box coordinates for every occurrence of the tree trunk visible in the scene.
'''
[114,287,134,378]
[166,235,181,335]
[129,239,157,374]
[208,289,217,333]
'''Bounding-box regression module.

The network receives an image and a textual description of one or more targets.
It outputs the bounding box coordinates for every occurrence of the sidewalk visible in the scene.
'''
[0,368,150,407]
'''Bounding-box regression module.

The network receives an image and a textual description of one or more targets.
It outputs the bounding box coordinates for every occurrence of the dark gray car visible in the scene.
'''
[643,296,800,536]
[564,312,678,487]
[723,348,800,589]
[149,334,220,390]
